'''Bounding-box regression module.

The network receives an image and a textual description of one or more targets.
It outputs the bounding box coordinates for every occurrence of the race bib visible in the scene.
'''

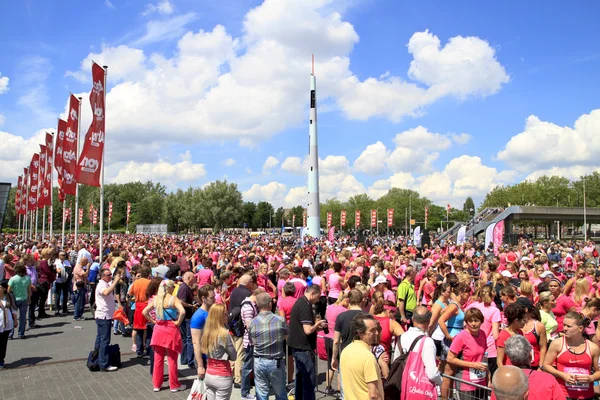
[469,367,486,383]
[564,367,590,391]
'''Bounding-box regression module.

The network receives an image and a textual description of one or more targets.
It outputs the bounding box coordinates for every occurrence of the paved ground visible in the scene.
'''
[1,306,340,400]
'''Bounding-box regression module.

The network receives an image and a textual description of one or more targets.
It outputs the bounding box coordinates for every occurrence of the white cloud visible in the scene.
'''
[105,0,116,9]
[525,166,599,182]
[0,129,51,182]
[353,141,389,174]
[142,0,174,16]
[497,110,600,171]
[0,114,4,126]
[223,158,236,167]
[368,172,416,199]
[262,156,279,172]
[451,132,472,145]
[281,156,305,174]
[110,151,206,186]
[393,126,452,151]
[133,13,197,45]
[66,45,146,83]
[281,155,350,175]
[243,181,288,204]
[0,72,8,94]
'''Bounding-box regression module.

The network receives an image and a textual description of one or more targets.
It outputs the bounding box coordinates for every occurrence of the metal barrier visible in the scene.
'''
[442,373,491,400]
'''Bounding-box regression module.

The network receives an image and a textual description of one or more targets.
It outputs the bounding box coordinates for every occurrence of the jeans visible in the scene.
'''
[254,357,287,400]
[179,318,194,366]
[147,323,154,375]
[37,282,50,316]
[293,349,316,400]
[113,319,124,334]
[15,300,28,337]
[89,283,97,312]
[28,289,39,325]
[73,286,87,319]
[241,345,254,397]
[54,281,69,313]
[94,319,112,369]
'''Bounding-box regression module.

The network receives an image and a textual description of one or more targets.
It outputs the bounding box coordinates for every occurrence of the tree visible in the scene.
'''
[274,207,285,228]
[241,202,257,229]
[463,197,475,216]
[199,180,243,231]
[289,205,305,228]
[254,201,274,229]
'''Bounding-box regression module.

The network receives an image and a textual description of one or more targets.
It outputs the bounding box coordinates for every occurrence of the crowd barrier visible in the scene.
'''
[442,373,491,400]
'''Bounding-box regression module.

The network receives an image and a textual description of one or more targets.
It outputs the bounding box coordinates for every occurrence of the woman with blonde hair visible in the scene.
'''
[519,280,534,301]
[572,277,590,312]
[200,303,236,400]
[142,279,186,392]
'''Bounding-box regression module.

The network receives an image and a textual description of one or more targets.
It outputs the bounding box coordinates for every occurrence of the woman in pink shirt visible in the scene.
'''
[324,293,348,394]
[327,262,346,305]
[195,267,214,287]
[465,284,501,376]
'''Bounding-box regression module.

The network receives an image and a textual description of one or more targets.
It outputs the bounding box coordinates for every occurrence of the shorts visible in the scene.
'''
[325,337,334,370]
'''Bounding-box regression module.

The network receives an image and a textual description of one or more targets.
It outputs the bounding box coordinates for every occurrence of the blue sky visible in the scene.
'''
[1,0,599,208]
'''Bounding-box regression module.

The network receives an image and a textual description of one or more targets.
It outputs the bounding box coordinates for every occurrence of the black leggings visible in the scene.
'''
[0,330,9,363]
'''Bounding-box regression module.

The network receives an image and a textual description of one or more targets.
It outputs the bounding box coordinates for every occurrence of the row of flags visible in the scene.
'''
[14,62,108,238]
[59,201,130,225]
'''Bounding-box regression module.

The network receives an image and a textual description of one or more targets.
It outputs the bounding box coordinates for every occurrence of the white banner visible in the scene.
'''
[485,222,496,252]
[457,225,467,245]
[413,226,421,247]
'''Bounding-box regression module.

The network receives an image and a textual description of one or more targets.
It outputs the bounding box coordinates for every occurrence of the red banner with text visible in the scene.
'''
[387,208,394,227]
[355,210,361,228]
[62,95,80,195]
[371,209,377,227]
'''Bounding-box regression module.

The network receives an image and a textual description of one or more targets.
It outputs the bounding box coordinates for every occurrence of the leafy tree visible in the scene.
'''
[241,202,257,229]
[289,205,305,228]
[274,207,285,228]
[199,180,243,231]
[463,197,475,215]
[254,201,274,229]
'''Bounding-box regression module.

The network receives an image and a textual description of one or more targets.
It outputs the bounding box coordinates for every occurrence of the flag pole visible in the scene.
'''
[99,65,107,264]
[35,208,38,240]
[42,206,46,241]
[18,214,21,237]
[74,97,82,246]
[61,200,66,247]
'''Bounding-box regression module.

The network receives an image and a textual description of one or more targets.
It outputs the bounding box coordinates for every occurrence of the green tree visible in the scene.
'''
[289,205,305,228]
[199,180,243,231]
[241,202,257,229]
[254,201,274,229]
[463,197,475,215]
[274,207,285,228]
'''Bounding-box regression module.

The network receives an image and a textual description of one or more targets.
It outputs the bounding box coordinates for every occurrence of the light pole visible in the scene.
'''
[583,177,587,242]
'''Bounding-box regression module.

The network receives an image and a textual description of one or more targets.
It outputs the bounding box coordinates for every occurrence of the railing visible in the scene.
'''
[442,373,491,400]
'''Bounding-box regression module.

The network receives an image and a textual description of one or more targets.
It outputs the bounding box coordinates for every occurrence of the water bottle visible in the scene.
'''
[482,352,488,367]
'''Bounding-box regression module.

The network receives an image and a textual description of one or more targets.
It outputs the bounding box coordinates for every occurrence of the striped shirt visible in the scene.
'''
[249,311,289,359]
[241,298,259,348]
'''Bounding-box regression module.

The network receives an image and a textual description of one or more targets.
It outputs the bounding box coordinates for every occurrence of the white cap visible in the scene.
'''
[500,271,512,278]
[540,271,554,278]
[371,275,387,288]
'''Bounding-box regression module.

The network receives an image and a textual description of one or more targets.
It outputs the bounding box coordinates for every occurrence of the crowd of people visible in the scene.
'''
[1,231,600,400]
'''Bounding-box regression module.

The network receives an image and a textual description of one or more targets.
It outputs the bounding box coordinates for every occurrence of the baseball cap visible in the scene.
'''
[500,271,512,278]
[540,271,554,279]
[371,276,387,288]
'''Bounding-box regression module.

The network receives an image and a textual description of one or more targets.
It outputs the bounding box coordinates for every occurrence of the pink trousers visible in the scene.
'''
[152,345,182,390]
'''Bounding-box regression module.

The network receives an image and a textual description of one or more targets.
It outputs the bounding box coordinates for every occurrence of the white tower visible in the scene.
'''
[306,55,321,238]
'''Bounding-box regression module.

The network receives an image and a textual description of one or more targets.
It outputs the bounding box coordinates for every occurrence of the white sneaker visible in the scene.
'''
[171,384,186,392]
[241,395,256,400]
[104,366,118,372]
[153,388,161,392]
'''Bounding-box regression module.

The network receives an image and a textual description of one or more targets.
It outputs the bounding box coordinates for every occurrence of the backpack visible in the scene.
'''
[228,299,252,337]
[87,349,100,371]
[384,334,424,400]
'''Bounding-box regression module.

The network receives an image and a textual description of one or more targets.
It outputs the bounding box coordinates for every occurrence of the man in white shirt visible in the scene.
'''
[394,305,442,386]
[54,251,71,315]
[94,268,121,372]
[151,257,169,279]
[76,243,93,267]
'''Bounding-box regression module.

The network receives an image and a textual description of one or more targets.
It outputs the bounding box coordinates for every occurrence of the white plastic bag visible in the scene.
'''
[186,378,206,400]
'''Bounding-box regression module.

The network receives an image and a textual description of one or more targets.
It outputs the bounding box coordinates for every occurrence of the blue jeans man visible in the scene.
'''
[15,300,28,338]
[179,318,194,367]
[73,286,87,320]
[241,345,254,398]
[254,357,287,400]
[94,319,112,370]
[293,349,316,400]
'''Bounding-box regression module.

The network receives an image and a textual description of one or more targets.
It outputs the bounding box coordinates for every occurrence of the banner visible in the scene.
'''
[89,203,94,223]
[40,133,54,207]
[302,212,306,227]
[108,202,113,222]
[15,176,22,215]
[93,209,98,226]
[21,168,28,215]
[484,222,496,253]
[62,95,80,195]
[76,63,105,186]
[493,220,505,256]
[425,206,429,224]
[340,210,346,227]
[64,207,70,222]
[371,209,377,227]
[292,214,296,226]
[457,225,467,245]
[355,210,361,227]
[127,202,131,223]
[55,119,67,201]
[78,208,83,225]
[413,226,421,247]
[28,153,40,210]
[326,212,332,230]
[387,208,394,227]
[328,226,335,242]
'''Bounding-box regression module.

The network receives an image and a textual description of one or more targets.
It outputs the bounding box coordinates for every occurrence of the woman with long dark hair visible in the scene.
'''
[0,280,17,368]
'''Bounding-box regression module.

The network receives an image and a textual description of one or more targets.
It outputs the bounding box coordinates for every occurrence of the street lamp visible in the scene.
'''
[583,177,587,242]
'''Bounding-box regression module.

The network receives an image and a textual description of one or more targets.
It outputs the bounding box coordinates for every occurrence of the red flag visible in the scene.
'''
[15,176,22,215]
[371,209,377,227]
[28,154,40,210]
[77,63,105,186]
[38,146,49,208]
[355,210,361,228]
[302,211,306,227]
[127,202,131,223]
[93,209,98,226]
[387,209,394,227]
[108,202,113,222]
[89,203,94,222]
[425,206,429,224]
[39,133,54,207]
[292,214,296,226]
[55,119,67,198]
[78,208,83,225]
[21,168,29,215]
[62,95,80,195]
[327,212,332,230]
[340,210,346,227]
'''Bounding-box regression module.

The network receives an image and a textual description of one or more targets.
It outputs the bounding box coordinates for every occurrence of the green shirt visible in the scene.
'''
[8,275,31,301]
[396,280,417,313]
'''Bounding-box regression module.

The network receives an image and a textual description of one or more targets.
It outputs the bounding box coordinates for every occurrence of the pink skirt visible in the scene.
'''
[151,320,183,354]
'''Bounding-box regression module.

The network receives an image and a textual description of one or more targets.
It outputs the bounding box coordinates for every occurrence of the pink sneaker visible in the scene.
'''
[131,344,137,352]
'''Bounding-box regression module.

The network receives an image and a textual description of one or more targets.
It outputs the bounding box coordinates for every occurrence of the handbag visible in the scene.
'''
[400,336,437,400]
[186,378,206,400]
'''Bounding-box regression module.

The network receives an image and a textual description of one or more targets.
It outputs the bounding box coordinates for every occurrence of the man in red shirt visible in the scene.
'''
[493,334,565,400]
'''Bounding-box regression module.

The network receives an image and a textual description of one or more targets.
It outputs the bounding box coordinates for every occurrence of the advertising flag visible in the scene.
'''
[292,214,296,226]
[15,176,22,215]
[485,223,496,253]
[328,226,335,242]
[40,133,54,207]
[127,202,131,223]
[89,203,94,222]
[355,210,361,227]
[38,145,50,207]
[78,208,83,225]
[36,150,45,209]
[55,119,66,187]
[387,208,394,227]
[76,63,105,186]
[493,220,505,256]
[28,154,40,210]
[62,95,80,195]
[327,212,332,230]
[457,225,467,245]
[93,209,98,226]
[413,226,422,247]
[108,202,113,222]
[302,211,306,227]
[340,210,346,227]
[64,208,70,222]
[371,209,377,227]
[21,168,29,215]
[425,206,429,224]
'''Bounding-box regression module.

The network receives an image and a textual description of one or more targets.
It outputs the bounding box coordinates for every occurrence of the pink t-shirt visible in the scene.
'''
[196,269,214,287]
[276,278,287,308]
[279,296,297,324]
[383,289,396,303]
[325,268,335,281]
[449,329,488,390]
[552,294,575,332]
[325,304,346,339]
[289,278,307,299]
[328,273,343,299]
[465,301,501,357]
